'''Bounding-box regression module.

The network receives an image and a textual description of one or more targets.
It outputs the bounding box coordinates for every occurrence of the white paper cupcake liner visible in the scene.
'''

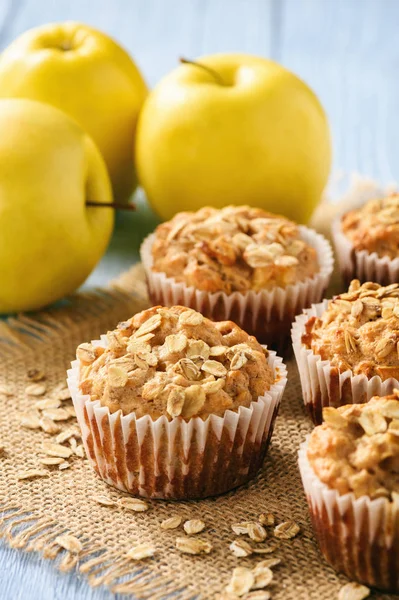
[291,301,399,424]
[332,213,399,286]
[140,226,334,352]
[67,344,287,499]
[298,438,399,591]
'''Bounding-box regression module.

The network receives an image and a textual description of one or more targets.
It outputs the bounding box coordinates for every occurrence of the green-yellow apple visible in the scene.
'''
[0,21,148,203]
[0,98,114,313]
[136,53,331,223]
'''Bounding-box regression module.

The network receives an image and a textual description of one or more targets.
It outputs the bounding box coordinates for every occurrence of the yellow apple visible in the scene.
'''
[0,98,114,313]
[136,54,331,223]
[0,21,148,203]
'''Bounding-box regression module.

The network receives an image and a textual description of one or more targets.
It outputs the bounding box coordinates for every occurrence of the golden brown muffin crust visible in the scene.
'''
[307,393,399,500]
[341,193,399,259]
[77,305,274,420]
[302,279,399,380]
[151,206,319,294]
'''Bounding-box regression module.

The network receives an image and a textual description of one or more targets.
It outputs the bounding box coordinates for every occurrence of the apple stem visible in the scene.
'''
[86,201,136,211]
[179,57,226,85]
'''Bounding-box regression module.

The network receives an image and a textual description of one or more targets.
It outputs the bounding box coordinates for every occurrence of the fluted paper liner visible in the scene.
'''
[298,439,399,591]
[292,301,399,424]
[67,345,287,499]
[332,214,399,286]
[140,226,334,352]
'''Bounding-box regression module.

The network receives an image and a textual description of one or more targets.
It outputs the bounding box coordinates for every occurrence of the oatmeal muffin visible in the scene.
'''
[332,193,399,285]
[141,206,333,351]
[292,280,399,424]
[150,206,319,293]
[68,305,287,499]
[299,395,399,591]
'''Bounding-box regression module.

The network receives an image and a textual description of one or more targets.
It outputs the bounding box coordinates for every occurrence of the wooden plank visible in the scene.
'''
[279,0,399,183]
[196,0,276,56]
[0,0,215,86]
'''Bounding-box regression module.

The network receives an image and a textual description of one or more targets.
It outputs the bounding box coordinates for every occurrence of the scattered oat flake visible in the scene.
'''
[119,498,149,512]
[42,408,71,421]
[245,592,271,600]
[248,523,267,542]
[25,383,47,396]
[252,545,276,555]
[55,429,80,444]
[52,385,72,401]
[161,516,182,530]
[39,457,65,466]
[274,521,300,539]
[27,369,46,382]
[64,406,76,418]
[183,519,205,535]
[226,567,255,597]
[39,417,61,435]
[229,539,253,557]
[175,537,212,555]
[59,462,71,470]
[20,412,41,430]
[338,582,370,600]
[17,469,48,480]
[42,442,73,459]
[55,534,82,554]
[258,513,275,527]
[0,384,14,396]
[232,522,251,535]
[93,496,116,507]
[126,543,156,560]
[254,557,281,569]
[34,398,61,410]
[251,566,273,590]
[74,445,85,458]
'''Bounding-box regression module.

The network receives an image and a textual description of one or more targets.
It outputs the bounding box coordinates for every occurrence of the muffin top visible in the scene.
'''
[150,205,319,293]
[307,393,399,500]
[341,193,399,259]
[302,279,399,380]
[77,305,273,420]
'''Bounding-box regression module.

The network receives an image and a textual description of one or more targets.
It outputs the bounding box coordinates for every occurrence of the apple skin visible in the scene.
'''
[0,21,148,203]
[0,98,114,313]
[136,53,331,223]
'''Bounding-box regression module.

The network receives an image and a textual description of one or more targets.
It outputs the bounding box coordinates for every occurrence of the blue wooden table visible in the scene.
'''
[0,0,398,598]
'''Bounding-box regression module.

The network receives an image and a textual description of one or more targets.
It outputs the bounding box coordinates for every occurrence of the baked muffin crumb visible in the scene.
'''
[307,392,399,500]
[341,193,399,259]
[151,206,319,293]
[77,305,274,420]
[302,280,399,380]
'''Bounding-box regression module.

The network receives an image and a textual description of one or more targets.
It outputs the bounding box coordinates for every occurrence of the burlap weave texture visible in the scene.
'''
[0,265,393,599]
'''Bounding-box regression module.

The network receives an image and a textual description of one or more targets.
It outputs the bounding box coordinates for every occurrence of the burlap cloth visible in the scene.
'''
[0,263,394,599]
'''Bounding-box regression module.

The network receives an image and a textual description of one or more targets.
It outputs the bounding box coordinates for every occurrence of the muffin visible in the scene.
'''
[332,193,399,285]
[292,279,399,424]
[67,305,287,499]
[298,394,399,592]
[140,205,333,352]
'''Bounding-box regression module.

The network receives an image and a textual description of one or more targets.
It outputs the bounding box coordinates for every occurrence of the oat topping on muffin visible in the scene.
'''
[307,392,399,500]
[150,206,319,293]
[302,280,399,380]
[341,193,399,259]
[77,306,273,420]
